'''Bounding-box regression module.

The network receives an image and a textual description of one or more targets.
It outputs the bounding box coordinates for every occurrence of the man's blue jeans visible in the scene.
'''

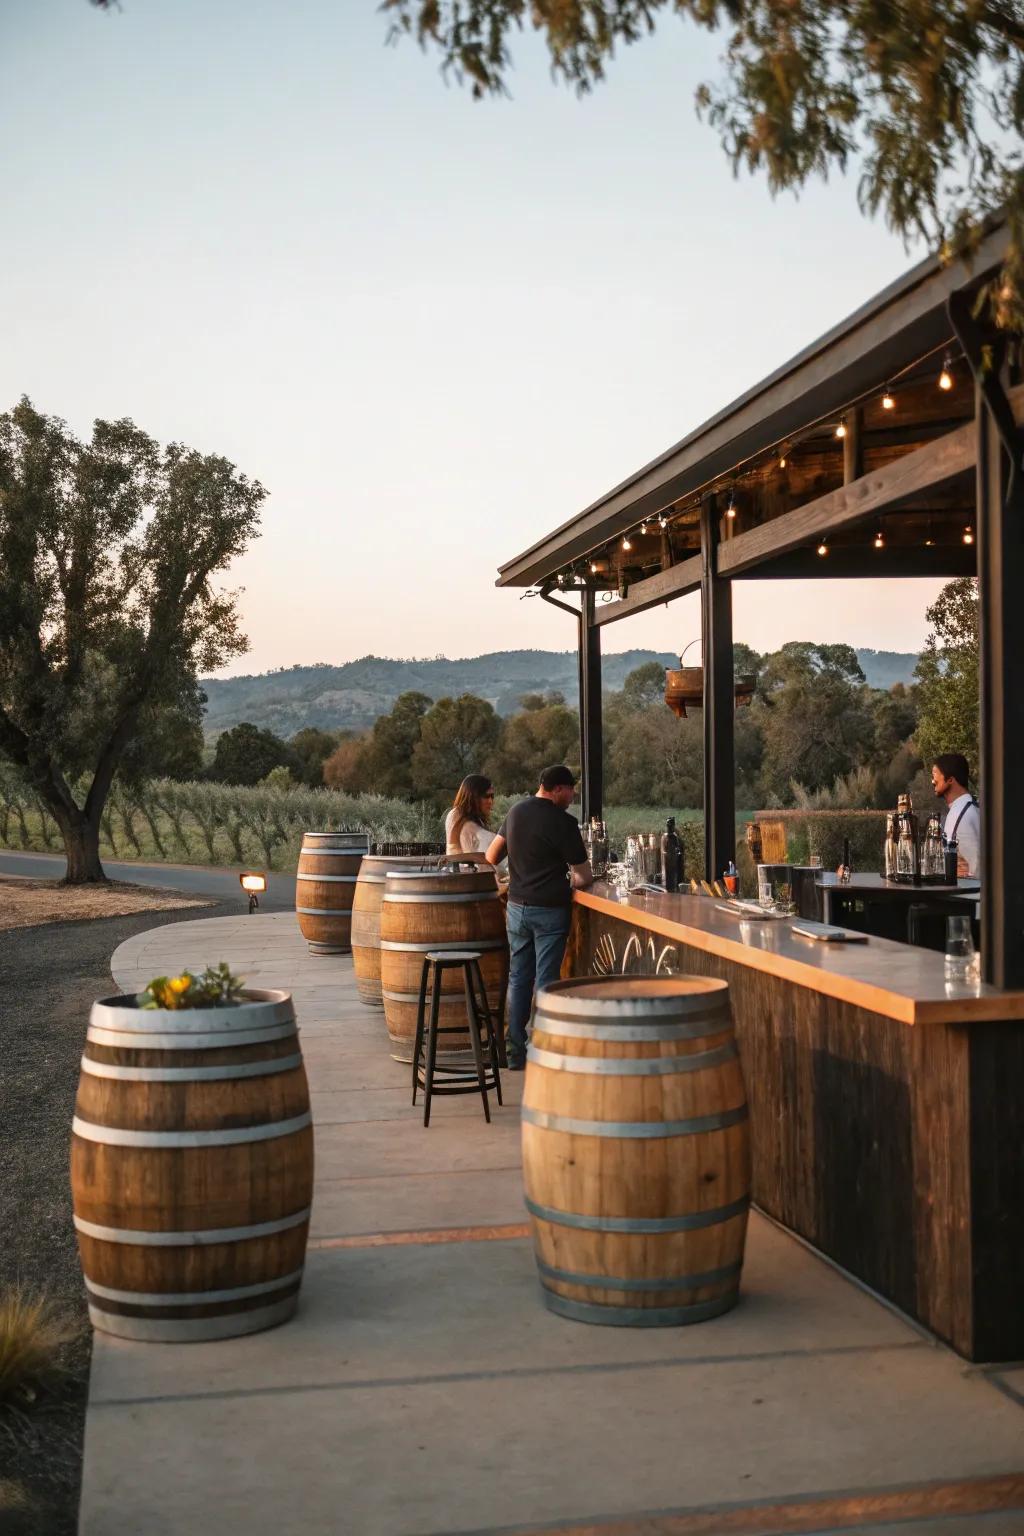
[505,901,572,1060]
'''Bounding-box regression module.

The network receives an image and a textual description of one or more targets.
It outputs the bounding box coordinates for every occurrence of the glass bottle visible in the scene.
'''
[661,817,683,893]
[921,813,944,883]
[895,794,920,884]
[883,811,898,880]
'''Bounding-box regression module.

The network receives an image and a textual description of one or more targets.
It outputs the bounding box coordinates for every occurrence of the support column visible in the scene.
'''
[843,405,864,483]
[701,497,735,881]
[578,590,603,823]
[976,374,1024,988]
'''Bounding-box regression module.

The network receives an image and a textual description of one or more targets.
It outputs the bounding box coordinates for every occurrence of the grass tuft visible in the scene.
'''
[0,1289,80,1408]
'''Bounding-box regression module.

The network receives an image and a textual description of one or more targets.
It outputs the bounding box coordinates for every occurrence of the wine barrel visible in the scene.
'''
[71,990,314,1342]
[522,976,750,1327]
[352,855,438,1008]
[379,865,509,1060]
[295,830,368,955]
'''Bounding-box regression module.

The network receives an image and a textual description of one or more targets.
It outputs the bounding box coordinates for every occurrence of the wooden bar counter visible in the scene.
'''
[566,884,1024,1362]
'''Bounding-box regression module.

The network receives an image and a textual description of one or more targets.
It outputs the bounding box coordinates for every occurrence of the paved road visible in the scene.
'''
[0,850,296,912]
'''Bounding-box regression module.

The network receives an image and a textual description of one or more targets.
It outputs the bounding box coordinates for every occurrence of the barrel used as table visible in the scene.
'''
[70,989,314,1342]
[295,830,368,955]
[379,865,509,1060]
[522,975,750,1327]
[352,855,438,1008]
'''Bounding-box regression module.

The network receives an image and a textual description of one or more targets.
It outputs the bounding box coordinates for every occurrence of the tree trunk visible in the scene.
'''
[55,804,107,884]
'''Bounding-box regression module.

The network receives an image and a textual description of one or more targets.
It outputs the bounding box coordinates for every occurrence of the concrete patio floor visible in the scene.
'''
[78,912,1024,1536]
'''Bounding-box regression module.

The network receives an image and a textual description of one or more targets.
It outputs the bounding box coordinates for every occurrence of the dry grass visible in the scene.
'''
[0,1290,80,1409]
[0,1478,30,1512]
[0,877,212,932]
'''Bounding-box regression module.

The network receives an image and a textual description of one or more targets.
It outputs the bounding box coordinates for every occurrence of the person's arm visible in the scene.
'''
[957,808,980,878]
[485,834,506,866]
[570,858,594,889]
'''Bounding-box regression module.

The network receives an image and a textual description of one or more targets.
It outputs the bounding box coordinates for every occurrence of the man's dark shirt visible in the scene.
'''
[498,796,588,908]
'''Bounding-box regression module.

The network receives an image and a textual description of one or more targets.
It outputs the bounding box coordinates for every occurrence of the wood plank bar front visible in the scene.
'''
[567,887,1024,1361]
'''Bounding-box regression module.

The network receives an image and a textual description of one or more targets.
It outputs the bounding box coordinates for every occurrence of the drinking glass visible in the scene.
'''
[756,867,774,910]
[944,915,975,982]
[808,854,822,869]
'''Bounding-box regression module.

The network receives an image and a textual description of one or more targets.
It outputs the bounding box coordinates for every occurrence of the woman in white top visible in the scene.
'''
[445,774,496,857]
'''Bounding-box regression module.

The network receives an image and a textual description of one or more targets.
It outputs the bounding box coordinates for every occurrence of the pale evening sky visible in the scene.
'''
[3,1,945,676]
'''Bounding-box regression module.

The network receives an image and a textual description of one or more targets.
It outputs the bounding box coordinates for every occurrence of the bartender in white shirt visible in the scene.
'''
[930,753,980,877]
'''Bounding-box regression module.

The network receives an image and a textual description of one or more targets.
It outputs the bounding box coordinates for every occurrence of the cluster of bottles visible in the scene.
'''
[883,793,956,885]
[584,816,690,891]
[583,817,610,878]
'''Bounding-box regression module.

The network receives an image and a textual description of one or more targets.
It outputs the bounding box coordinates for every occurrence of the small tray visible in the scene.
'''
[716,901,791,921]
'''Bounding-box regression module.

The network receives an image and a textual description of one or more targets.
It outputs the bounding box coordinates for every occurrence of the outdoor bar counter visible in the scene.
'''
[566,883,1024,1362]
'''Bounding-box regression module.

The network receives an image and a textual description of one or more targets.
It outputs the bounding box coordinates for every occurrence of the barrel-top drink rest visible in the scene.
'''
[522,975,750,1326]
[352,855,438,1008]
[295,830,368,955]
[379,863,509,1061]
[71,989,314,1342]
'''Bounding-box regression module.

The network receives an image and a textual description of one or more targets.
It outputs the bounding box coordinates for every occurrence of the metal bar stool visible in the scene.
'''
[412,950,503,1127]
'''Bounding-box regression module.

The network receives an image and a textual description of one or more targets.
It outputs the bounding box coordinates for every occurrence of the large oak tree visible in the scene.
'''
[0,397,264,881]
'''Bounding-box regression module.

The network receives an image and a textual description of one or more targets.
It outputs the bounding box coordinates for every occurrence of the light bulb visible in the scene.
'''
[873,531,885,549]
[963,526,974,545]
[938,357,954,391]
[779,453,787,469]
[882,390,895,410]
[817,541,828,557]
[639,522,648,535]
[589,560,599,574]
[621,535,632,551]
[725,498,737,520]
[835,421,847,439]
[659,514,668,529]
[925,537,935,547]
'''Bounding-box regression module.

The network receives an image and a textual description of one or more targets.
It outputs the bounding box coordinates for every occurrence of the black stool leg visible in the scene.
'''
[471,958,502,1107]
[412,956,431,1106]
[462,963,491,1124]
[495,971,509,1068]
[423,962,442,1128]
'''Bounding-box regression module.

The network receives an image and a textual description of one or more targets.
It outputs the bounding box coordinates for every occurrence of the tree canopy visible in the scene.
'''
[383,0,1024,316]
[0,396,263,879]
[913,576,979,769]
[210,722,293,786]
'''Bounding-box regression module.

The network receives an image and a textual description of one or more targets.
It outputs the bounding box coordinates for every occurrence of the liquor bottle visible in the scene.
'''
[921,814,944,883]
[895,793,920,884]
[883,811,898,880]
[838,835,852,884]
[661,817,683,892]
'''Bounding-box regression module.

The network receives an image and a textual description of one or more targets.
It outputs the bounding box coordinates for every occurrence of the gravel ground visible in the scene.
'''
[0,900,235,1536]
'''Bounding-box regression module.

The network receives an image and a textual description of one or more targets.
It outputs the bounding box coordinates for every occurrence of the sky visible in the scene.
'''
[2,1,947,676]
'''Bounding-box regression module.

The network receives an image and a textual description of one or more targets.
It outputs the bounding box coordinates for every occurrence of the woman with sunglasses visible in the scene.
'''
[445,774,497,857]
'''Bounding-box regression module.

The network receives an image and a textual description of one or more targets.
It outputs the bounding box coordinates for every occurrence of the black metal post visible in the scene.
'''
[976,372,1024,988]
[578,589,603,823]
[701,496,736,881]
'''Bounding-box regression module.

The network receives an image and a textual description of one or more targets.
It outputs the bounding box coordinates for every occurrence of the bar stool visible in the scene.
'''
[412,950,503,1127]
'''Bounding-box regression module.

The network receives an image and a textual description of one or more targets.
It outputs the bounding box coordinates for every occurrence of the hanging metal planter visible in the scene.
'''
[665,641,756,719]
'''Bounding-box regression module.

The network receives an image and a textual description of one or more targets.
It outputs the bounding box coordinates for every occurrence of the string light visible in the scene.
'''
[725,493,737,520]
[658,513,668,529]
[778,451,788,469]
[963,525,974,545]
[835,420,848,439]
[621,535,633,551]
[873,530,885,549]
[938,355,954,391]
[639,521,648,535]
[817,540,828,557]
[882,388,895,411]
[589,560,599,574]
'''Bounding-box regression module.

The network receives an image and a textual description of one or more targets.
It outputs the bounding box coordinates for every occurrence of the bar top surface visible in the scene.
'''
[816,873,982,898]
[574,884,1023,1025]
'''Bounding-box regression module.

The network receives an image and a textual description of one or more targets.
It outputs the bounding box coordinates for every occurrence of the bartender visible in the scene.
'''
[931,753,980,877]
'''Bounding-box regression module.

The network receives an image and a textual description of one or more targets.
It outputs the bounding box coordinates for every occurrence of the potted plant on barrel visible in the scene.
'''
[71,964,314,1342]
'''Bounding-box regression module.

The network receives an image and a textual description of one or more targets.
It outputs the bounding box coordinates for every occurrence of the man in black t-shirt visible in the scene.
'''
[486,764,593,1069]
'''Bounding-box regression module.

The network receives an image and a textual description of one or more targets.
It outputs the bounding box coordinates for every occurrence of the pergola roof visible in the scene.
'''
[496,222,1010,596]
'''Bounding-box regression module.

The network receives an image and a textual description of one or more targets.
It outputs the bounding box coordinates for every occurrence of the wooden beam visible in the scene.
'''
[591,554,702,627]
[733,545,976,580]
[719,418,976,577]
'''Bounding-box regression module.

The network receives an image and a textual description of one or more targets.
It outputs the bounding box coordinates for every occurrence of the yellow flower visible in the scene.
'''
[169,976,191,995]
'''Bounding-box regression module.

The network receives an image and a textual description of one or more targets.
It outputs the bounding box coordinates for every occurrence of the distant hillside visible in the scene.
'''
[200,647,918,738]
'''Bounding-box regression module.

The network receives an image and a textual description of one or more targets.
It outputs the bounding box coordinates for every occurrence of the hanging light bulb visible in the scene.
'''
[963,525,974,545]
[725,494,737,520]
[558,571,567,585]
[621,534,633,551]
[882,387,895,411]
[873,530,885,549]
[658,513,668,529]
[639,521,648,536]
[778,450,788,469]
[938,355,954,391]
[925,535,935,547]
[835,420,848,439]
[817,540,828,557]
[589,560,599,574]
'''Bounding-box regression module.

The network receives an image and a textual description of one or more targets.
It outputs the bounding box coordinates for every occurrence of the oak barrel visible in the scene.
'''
[71,990,314,1342]
[352,855,438,1008]
[522,976,750,1326]
[295,830,368,955]
[379,865,509,1060]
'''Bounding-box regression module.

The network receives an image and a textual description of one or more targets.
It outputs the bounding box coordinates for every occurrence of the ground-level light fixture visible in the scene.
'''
[240,871,267,914]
